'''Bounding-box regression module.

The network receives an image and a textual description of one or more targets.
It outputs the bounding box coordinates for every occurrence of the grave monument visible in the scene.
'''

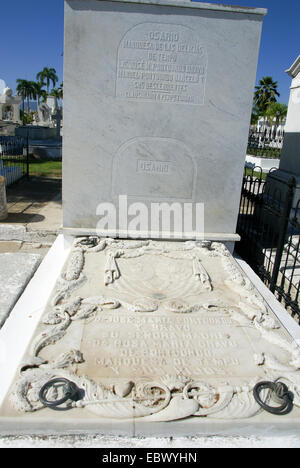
[267,55,300,206]
[0,87,22,124]
[2,0,300,438]
[62,0,266,246]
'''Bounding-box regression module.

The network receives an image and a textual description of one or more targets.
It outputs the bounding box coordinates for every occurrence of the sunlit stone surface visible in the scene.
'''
[2,238,300,434]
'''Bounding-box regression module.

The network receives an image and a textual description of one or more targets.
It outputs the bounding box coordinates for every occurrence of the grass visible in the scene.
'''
[1,154,62,178]
[29,159,62,178]
[244,168,267,181]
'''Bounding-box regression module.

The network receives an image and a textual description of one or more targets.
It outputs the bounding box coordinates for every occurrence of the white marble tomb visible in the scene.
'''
[1,237,300,436]
[62,0,266,241]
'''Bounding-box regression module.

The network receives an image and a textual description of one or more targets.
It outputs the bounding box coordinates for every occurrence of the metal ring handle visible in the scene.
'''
[253,381,293,416]
[39,378,81,411]
[79,238,97,247]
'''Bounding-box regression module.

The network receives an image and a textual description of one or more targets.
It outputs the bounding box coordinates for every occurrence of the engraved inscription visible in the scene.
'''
[79,314,258,380]
[137,159,171,174]
[116,23,207,105]
[112,137,196,200]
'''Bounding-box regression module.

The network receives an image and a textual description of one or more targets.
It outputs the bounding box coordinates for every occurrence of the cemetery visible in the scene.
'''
[0,0,299,447]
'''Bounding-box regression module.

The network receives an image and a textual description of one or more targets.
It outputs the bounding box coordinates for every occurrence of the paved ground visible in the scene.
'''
[4,176,62,231]
[0,252,42,327]
[0,176,62,245]
[0,176,61,328]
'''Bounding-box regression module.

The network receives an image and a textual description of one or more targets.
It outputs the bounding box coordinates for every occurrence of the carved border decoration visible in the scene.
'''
[10,238,300,421]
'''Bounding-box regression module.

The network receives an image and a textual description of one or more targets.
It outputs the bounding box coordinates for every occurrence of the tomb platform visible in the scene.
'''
[1,235,300,437]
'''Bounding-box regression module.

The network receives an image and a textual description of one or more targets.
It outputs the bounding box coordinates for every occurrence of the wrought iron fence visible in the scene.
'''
[0,136,29,186]
[236,166,300,322]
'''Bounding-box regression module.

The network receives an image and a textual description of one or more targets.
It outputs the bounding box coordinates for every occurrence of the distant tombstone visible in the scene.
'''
[0,79,6,96]
[3,106,13,121]
[0,87,22,123]
[51,108,62,138]
[37,102,51,126]
[46,96,58,114]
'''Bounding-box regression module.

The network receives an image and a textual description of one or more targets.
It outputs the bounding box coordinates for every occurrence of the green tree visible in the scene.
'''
[20,110,35,125]
[36,67,58,94]
[254,77,280,114]
[33,81,47,106]
[50,87,63,100]
[58,82,63,99]
[250,104,261,126]
[16,79,28,114]
[16,79,37,120]
[265,102,288,135]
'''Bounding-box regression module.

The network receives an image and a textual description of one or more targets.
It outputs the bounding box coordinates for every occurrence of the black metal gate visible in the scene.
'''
[0,136,29,186]
[236,167,300,322]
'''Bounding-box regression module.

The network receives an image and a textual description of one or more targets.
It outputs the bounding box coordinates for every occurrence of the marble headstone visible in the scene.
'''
[63,0,266,240]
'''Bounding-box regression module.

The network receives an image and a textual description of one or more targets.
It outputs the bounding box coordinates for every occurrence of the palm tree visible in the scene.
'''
[254,77,280,114]
[265,102,288,137]
[58,82,63,99]
[16,79,28,114]
[50,87,63,100]
[16,79,37,119]
[36,67,58,94]
[33,81,47,106]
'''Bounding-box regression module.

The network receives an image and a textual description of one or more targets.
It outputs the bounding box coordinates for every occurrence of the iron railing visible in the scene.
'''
[0,136,29,186]
[236,167,300,322]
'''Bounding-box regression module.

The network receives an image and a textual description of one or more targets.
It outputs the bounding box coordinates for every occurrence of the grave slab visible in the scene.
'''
[1,237,300,436]
[0,253,41,328]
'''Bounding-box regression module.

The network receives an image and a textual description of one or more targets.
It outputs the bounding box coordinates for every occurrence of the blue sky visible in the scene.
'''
[1,0,299,104]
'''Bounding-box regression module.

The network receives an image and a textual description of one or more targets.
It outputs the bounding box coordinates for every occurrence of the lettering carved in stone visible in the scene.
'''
[116,23,207,105]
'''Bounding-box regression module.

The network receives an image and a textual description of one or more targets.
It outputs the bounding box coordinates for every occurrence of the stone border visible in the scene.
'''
[235,254,300,347]
[0,234,73,409]
[91,0,267,16]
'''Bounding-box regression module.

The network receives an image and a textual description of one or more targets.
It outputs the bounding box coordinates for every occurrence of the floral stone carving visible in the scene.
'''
[8,238,300,421]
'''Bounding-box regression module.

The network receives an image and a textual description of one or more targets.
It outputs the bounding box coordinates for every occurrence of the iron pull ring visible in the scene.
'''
[253,381,294,416]
[39,378,82,411]
[79,238,97,247]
